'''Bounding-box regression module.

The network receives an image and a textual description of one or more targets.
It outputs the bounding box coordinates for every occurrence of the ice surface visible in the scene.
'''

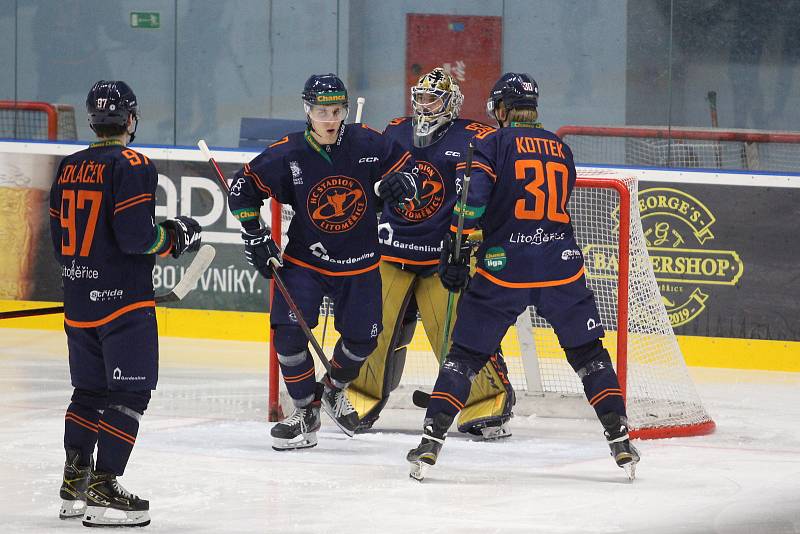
[1,329,799,533]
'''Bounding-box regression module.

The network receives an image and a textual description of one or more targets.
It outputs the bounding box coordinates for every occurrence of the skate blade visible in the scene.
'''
[59,498,86,519]
[82,506,150,527]
[623,461,636,481]
[477,425,512,441]
[409,460,430,482]
[272,432,318,451]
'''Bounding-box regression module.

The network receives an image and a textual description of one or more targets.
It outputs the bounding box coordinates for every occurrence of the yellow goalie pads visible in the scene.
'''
[347,260,514,433]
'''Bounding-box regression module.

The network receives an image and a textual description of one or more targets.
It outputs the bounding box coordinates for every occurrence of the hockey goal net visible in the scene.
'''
[557,125,800,172]
[267,172,715,439]
[0,101,77,141]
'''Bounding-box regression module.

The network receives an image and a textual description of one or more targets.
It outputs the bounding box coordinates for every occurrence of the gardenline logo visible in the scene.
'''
[582,188,744,327]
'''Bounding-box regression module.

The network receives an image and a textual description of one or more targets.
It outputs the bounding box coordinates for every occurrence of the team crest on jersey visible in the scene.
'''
[307,175,367,233]
[290,161,303,185]
[395,161,445,222]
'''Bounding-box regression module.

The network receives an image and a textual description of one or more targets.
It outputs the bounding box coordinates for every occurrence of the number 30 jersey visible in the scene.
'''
[49,141,171,327]
[454,126,586,288]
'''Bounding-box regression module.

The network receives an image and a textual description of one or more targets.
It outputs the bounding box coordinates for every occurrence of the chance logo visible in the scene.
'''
[484,247,507,272]
[395,160,445,222]
[583,187,743,328]
[307,175,367,233]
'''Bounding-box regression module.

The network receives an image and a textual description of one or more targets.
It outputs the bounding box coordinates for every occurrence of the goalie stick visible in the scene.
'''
[197,140,331,374]
[412,141,475,408]
[0,244,216,320]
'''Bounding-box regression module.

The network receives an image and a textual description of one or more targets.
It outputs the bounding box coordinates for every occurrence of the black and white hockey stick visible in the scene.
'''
[355,96,366,123]
[0,244,216,320]
[412,141,475,409]
[197,140,332,373]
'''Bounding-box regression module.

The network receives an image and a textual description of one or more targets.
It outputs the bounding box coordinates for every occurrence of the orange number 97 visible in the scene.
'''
[513,160,570,223]
[60,190,103,256]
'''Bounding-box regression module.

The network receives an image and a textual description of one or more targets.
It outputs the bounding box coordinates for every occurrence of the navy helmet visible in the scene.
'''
[302,73,348,107]
[86,80,138,140]
[486,72,538,122]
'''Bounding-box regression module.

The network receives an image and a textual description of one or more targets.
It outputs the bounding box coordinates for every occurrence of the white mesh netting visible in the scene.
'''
[560,126,800,173]
[272,172,715,437]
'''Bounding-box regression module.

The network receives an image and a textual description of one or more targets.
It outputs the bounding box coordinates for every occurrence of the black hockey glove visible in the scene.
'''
[438,232,472,292]
[377,172,417,207]
[242,227,282,279]
[161,216,202,258]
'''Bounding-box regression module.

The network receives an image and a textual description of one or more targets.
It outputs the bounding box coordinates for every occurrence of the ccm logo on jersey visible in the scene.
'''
[358,156,379,163]
[444,151,461,157]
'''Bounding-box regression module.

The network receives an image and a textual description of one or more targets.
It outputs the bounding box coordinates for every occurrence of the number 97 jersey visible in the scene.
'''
[455,126,586,288]
[49,141,167,327]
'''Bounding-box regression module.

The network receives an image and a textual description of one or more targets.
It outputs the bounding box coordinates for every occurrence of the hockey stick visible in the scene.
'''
[355,96,365,123]
[412,141,475,409]
[197,140,331,373]
[0,244,216,320]
[706,91,723,168]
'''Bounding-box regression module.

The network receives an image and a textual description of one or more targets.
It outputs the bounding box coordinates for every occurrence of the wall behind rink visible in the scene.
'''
[0,142,797,370]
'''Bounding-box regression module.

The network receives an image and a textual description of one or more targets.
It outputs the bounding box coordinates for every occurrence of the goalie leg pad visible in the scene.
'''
[457,349,516,438]
[347,262,416,429]
[415,272,460,361]
[565,339,626,419]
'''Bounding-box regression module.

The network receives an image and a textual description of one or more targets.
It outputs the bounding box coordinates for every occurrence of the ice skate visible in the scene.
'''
[82,471,150,527]
[320,375,359,437]
[407,413,454,481]
[463,420,512,441]
[59,449,91,519]
[600,412,641,481]
[271,401,321,451]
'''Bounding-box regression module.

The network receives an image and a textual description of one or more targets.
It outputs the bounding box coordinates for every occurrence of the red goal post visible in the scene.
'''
[0,100,77,141]
[267,172,716,439]
[556,125,800,172]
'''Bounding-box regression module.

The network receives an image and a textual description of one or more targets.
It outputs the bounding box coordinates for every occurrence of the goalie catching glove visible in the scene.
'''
[377,171,417,206]
[242,227,282,279]
[161,216,202,258]
[438,233,472,292]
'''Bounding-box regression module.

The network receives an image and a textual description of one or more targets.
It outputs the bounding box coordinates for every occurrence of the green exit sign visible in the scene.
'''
[130,12,160,29]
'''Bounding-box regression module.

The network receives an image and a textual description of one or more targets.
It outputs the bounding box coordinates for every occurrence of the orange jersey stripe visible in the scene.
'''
[65,415,98,433]
[283,368,315,383]
[282,254,380,277]
[382,151,412,178]
[64,300,155,328]
[244,163,272,195]
[449,225,477,235]
[475,266,585,289]
[269,136,289,148]
[589,388,623,406]
[113,196,151,215]
[98,421,136,446]
[114,192,151,208]
[380,255,439,266]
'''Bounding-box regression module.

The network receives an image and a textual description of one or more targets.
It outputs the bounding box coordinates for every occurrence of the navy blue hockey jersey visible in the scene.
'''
[49,140,171,327]
[452,125,586,287]
[228,124,415,276]
[379,117,495,265]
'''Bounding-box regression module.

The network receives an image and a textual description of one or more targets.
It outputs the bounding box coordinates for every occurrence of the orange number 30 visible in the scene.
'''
[60,190,103,256]
[513,160,570,223]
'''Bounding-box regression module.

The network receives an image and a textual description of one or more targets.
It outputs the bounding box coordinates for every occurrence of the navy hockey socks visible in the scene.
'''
[95,405,141,476]
[64,402,101,465]
[565,340,627,418]
[425,344,482,420]
[277,350,318,406]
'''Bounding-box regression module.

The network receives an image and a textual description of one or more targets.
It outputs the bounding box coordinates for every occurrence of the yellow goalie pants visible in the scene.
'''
[346,261,514,433]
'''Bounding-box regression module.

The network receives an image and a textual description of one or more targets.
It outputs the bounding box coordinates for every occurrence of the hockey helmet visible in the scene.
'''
[486,72,538,122]
[302,73,349,124]
[411,67,463,147]
[86,80,139,140]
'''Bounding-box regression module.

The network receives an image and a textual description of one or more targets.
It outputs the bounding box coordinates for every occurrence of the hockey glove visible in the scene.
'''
[161,216,202,258]
[377,172,417,207]
[438,232,471,292]
[242,227,282,279]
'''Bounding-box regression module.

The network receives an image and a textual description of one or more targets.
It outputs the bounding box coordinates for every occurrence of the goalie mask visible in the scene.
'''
[411,68,463,148]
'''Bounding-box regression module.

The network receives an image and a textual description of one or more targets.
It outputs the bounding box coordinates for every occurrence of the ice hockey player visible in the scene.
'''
[50,80,202,526]
[346,67,515,440]
[407,73,640,481]
[227,73,417,450]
